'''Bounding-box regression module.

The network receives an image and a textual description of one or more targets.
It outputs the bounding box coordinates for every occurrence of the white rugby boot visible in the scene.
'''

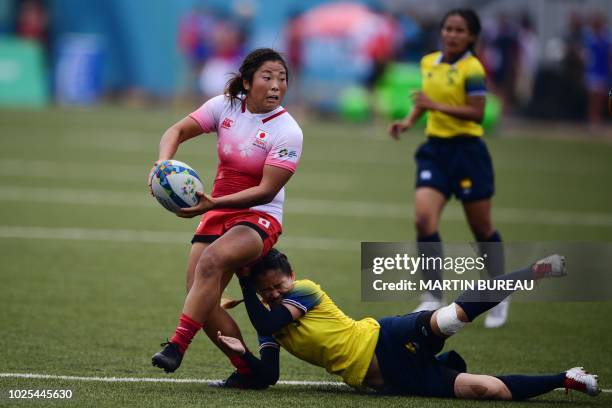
[412,292,444,312]
[484,298,510,328]
[532,254,566,279]
[564,367,601,396]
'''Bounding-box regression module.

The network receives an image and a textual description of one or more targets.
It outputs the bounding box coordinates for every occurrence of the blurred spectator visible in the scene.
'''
[489,13,520,113]
[563,12,586,84]
[199,21,244,98]
[178,7,248,101]
[178,7,217,99]
[364,8,401,89]
[583,13,612,127]
[516,12,539,109]
[16,0,49,53]
[394,11,422,62]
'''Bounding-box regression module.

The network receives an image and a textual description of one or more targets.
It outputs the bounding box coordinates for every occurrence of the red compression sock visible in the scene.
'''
[170,313,203,354]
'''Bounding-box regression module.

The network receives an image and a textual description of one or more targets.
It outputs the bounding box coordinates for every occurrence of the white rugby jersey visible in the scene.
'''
[189,94,303,224]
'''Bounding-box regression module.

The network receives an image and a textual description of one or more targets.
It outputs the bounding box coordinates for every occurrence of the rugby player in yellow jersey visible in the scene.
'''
[215,249,600,400]
[388,9,508,327]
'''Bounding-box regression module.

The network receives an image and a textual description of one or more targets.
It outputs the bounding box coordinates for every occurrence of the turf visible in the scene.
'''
[0,107,611,407]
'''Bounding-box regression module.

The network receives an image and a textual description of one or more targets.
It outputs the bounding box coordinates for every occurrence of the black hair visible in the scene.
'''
[225,48,289,107]
[440,8,482,54]
[249,248,293,281]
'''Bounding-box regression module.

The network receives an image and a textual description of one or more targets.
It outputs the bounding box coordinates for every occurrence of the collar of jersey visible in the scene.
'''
[435,50,472,66]
[240,97,285,122]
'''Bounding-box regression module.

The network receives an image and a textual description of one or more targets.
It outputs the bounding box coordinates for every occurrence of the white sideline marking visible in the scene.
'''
[0,226,358,252]
[0,373,609,393]
[0,373,347,387]
[1,184,612,227]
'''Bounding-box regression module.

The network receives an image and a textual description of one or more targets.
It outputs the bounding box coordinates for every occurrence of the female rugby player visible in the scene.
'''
[388,9,508,327]
[149,48,303,377]
[217,249,600,400]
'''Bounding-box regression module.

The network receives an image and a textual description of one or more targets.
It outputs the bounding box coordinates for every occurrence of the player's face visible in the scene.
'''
[255,268,295,305]
[440,15,475,57]
[243,60,287,114]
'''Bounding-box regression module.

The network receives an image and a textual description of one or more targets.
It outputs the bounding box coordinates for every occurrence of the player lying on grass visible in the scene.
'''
[216,249,600,400]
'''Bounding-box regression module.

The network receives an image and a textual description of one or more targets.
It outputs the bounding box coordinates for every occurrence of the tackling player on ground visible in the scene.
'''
[217,249,600,400]
[148,48,303,379]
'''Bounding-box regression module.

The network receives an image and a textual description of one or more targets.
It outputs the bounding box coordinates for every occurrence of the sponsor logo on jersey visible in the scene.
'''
[221,118,233,129]
[252,129,269,150]
[275,148,298,162]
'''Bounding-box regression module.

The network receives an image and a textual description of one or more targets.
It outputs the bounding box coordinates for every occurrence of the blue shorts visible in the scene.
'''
[374,311,466,397]
[415,136,494,202]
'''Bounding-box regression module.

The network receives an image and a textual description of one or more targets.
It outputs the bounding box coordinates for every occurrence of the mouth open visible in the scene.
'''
[266,95,279,102]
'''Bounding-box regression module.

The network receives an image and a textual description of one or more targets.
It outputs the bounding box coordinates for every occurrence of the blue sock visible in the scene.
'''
[476,230,504,278]
[455,265,534,321]
[497,373,565,400]
[418,232,443,300]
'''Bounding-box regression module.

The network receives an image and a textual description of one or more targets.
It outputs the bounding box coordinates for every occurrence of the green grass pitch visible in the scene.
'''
[0,107,611,407]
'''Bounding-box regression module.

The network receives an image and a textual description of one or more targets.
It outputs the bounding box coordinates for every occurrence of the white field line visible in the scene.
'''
[0,372,346,387]
[1,184,612,227]
[0,226,358,252]
[0,373,609,394]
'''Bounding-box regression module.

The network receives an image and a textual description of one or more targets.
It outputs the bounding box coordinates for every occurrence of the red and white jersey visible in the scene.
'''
[189,95,303,224]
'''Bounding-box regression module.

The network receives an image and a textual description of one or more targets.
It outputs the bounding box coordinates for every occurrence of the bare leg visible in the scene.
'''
[462,199,494,240]
[414,187,447,237]
[183,225,263,325]
[186,243,246,357]
[454,373,512,400]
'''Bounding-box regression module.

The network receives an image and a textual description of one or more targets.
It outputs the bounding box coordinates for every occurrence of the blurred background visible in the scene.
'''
[1,0,611,131]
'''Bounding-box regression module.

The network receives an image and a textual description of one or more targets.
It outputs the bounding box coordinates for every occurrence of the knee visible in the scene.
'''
[415,214,437,237]
[473,378,511,400]
[470,221,494,241]
[195,251,227,280]
[486,379,512,400]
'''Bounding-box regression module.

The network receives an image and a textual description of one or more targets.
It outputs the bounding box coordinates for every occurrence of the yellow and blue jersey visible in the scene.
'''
[421,51,487,138]
[257,279,380,389]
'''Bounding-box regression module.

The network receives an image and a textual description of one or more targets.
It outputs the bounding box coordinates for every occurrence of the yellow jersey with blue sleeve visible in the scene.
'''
[421,51,487,138]
[257,279,380,389]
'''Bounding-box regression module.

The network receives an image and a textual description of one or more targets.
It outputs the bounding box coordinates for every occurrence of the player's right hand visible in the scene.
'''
[175,191,215,218]
[388,121,410,140]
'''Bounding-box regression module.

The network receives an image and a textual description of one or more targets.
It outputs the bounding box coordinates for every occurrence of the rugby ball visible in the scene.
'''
[151,160,204,213]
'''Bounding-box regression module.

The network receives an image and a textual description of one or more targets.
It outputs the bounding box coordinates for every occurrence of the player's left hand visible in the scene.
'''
[146,160,162,197]
[176,191,216,218]
[217,331,246,355]
[412,92,438,111]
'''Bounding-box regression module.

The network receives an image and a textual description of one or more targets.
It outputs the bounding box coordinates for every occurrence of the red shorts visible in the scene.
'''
[192,209,282,257]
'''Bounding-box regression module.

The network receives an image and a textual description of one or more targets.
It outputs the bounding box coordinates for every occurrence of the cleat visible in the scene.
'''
[564,367,601,396]
[532,255,566,279]
[152,341,183,373]
[210,370,269,390]
[413,292,444,313]
[484,298,510,328]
